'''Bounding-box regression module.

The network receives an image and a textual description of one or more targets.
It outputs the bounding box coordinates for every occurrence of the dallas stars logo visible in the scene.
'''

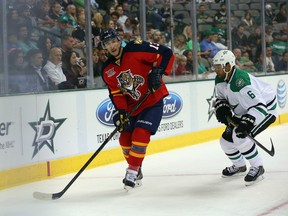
[29,101,66,158]
[206,88,217,121]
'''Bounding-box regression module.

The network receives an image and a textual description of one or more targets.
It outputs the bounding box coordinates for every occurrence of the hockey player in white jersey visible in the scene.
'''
[212,50,277,186]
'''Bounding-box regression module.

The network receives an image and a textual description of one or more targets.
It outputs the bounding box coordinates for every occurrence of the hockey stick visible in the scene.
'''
[226,117,275,157]
[33,91,151,200]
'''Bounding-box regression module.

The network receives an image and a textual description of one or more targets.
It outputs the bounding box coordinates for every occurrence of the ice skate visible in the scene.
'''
[222,165,247,177]
[135,166,143,187]
[123,167,143,190]
[245,166,265,186]
[123,169,138,191]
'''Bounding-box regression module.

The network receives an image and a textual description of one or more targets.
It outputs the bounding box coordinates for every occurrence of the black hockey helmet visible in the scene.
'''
[100,28,120,45]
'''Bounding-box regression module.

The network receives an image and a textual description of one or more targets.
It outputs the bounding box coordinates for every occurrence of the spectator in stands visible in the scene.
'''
[115,4,128,29]
[58,0,74,10]
[264,4,276,25]
[279,24,288,42]
[92,47,104,87]
[185,27,202,53]
[50,16,71,46]
[159,0,170,22]
[61,34,75,61]
[33,1,55,28]
[37,35,52,65]
[274,3,287,24]
[43,47,73,89]
[233,48,256,73]
[71,12,87,55]
[24,48,50,92]
[7,8,20,28]
[265,25,274,44]
[200,30,222,59]
[60,4,78,27]
[7,30,21,51]
[214,2,227,25]
[90,12,103,47]
[183,49,193,74]
[241,11,254,33]
[73,0,99,11]
[210,29,227,50]
[275,52,288,71]
[120,1,131,17]
[110,11,122,30]
[8,48,25,75]
[173,34,187,55]
[247,27,261,62]
[146,0,165,31]
[150,29,161,44]
[104,18,116,30]
[265,46,277,72]
[122,17,134,39]
[49,1,64,22]
[175,54,192,76]
[16,24,38,54]
[7,48,27,93]
[270,32,287,63]
[62,51,87,88]
[182,25,192,42]
[17,4,37,31]
[211,19,227,45]
[94,45,108,76]
[231,24,251,56]
[254,52,264,72]
[103,5,115,24]
[197,3,213,25]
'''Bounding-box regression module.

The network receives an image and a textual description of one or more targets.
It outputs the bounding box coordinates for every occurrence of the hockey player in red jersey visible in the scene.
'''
[100,29,175,190]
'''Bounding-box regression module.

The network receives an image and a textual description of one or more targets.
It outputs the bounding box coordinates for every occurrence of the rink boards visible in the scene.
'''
[1,74,288,189]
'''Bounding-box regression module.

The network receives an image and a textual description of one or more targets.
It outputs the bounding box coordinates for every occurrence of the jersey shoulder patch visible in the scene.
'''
[230,69,251,92]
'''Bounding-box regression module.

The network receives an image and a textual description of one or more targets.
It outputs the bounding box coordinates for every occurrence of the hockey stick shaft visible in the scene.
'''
[33,91,151,200]
[227,117,275,157]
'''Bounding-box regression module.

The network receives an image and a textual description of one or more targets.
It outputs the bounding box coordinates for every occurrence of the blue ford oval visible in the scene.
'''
[162,91,183,118]
[96,99,115,126]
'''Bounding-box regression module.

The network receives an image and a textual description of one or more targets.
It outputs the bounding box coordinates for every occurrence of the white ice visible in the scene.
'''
[1,124,288,216]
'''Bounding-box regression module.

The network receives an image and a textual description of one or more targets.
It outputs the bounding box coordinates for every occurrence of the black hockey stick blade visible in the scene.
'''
[247,135,275,157]
[33,91,151,200]
[226,117,275,157]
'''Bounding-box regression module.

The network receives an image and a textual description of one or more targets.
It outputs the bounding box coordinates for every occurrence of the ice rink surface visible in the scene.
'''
[1,124,288,216]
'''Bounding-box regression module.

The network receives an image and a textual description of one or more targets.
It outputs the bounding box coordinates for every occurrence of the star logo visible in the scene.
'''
[206,88,217,121]
[29,101,66,158]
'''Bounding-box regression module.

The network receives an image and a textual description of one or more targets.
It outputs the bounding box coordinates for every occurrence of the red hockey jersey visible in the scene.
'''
[102,40,175,116]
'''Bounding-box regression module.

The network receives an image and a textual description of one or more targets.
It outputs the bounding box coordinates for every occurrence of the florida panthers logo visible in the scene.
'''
[117,70,144,99]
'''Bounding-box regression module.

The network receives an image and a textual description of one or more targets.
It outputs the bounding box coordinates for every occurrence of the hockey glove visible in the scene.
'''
[148,67,164,92]
[235,114,255,138]
[214,99,232,125]
[112,109,130,133]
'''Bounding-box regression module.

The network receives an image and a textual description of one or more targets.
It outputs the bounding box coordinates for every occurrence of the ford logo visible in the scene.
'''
[96,99,116,126]
[96,91,183,125]
[277,79,287,109]
[162,92,183,118]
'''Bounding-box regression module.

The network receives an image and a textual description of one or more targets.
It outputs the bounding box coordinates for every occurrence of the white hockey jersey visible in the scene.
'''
[215,68,277,124]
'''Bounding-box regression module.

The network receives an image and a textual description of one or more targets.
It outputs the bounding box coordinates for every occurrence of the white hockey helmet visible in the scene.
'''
[212,50,236,68]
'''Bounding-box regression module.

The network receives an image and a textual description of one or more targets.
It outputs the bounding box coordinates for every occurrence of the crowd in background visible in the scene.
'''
[3,0,288,94]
